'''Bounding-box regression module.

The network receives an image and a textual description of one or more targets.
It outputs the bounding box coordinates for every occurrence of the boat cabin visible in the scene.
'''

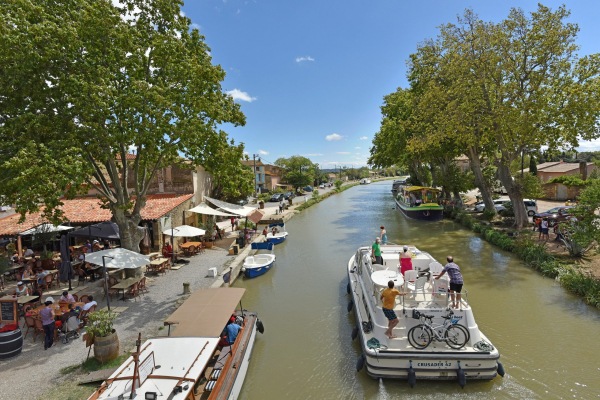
[398,186,441,207]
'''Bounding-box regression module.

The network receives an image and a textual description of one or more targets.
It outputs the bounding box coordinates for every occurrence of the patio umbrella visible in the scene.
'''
[162,225,206,237]
[68,221,121,240]
[59,234,75,289]
[84,248,150,311]
[19,223,74,236]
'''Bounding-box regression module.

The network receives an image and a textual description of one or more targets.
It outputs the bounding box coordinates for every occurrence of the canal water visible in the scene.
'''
[235,181,600,399]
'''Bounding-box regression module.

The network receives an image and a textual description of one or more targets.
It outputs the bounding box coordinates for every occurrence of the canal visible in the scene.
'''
[235,181,600,399]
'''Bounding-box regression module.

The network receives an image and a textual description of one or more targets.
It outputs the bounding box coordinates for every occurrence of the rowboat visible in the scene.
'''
[88,288,264,400]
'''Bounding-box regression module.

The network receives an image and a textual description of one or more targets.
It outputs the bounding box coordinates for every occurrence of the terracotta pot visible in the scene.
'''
[93,330,120,363]
[203,241,214,249]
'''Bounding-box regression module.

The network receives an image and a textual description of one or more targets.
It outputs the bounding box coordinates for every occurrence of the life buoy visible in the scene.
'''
[423,211,430,217]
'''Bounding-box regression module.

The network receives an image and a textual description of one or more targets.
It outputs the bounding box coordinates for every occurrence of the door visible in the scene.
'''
[557,184,567,200]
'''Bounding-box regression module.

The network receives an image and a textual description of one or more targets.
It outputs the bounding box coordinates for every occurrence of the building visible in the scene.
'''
[454,155,471,172]
[531,161,598,182]
[240,160,283,192]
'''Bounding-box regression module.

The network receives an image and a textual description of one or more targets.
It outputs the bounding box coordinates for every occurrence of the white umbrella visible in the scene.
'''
[85,248,151,269]
[19,223,74,236]
[204,196,256,217]
[187,202,237,217]
[162,225,206,237]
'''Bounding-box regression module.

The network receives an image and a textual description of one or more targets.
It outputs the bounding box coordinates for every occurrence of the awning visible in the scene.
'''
[68,221,121,240]
[246,209,265,224]
[187,202,237,217]
[162,225,206,237]
[164,288,246,337]
[204,196,256,217]
[19,223,74,236]
[84,248,150,269]
[404,186,441,193]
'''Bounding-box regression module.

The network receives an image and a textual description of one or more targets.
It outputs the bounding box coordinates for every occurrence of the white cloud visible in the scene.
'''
[243,151,249,155]
[128,144,137,153]
[326,133,342,141]
[191,23,201,30]
[576,138,600,151]
[295,56,315,63]
[355,146,361,149]
[336,152,350,155]
[258,150,269,156]
[303,153,324,156]
[237,9,241,14]
[227,89,257,102]
[356,152,360,155]
[359,136,368,140]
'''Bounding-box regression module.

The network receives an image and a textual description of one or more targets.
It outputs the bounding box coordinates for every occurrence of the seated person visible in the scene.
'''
[92,240,102,251]
[23,247,34,257]
[82,295,97,311]
[12,281,30,296]
[37,270,51,285]
[57,303,79,330]
[60,291,76,303]
[262,227,268,236]
[163,242,173,259]
[218,317,242,348]
[21,265,33,280]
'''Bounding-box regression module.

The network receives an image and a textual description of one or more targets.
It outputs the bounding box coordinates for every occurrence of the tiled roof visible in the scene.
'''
[539,162,593,173]
[115,153,137,160]
[0,193,193,236]
[535,162,561,171]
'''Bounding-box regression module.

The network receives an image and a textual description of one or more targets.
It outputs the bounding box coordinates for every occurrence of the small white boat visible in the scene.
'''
[360,178,371,185]
[347,244,503,386]
[265,222,288,244]
[88,288,264,400]
[242,242,276,278]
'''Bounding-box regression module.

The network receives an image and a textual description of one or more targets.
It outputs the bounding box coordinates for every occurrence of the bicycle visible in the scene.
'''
[408,310,470,350]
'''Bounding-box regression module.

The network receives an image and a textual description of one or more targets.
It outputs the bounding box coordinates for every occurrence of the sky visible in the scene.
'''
[181,0,600,167]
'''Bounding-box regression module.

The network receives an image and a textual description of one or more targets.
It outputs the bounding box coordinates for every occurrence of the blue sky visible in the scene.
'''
[181,0,600,167]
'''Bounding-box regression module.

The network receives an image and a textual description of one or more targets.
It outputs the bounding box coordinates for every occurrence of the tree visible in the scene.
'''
[0,0,249,263]
[334,179,343,190]
[529,156,538,176]
[275,156,315,191]
[569,180,600,255]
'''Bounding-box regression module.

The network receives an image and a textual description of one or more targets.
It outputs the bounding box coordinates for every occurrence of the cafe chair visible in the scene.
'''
[38,274,54,293]
[24,316,43,341]
[72,294,79,302]
[195,243,203,255]
[126,282,140,302]
[79,295,89,304]
[102,281,118,302]
[76,269,88,286]
[32,318,47,343]
[139,277,148,295]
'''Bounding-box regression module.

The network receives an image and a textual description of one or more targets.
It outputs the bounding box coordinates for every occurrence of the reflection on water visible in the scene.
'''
[235,182,600,399]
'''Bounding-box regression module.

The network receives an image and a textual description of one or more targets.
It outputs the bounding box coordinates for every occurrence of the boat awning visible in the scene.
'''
[164,288,246,337]
[204,196,256,217]
[404,186,441,192]
[187,202,237,217]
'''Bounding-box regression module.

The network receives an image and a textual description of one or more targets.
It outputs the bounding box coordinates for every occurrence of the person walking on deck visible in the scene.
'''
[372,238,383,265]
[379,226,387,244]
[436,256,464,309]
[380,280,406,339]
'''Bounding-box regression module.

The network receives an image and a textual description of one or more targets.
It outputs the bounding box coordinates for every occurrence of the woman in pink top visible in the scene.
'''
[399,246,413,276]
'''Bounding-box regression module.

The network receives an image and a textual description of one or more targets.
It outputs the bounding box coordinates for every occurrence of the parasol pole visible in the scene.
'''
[102,256,114,311]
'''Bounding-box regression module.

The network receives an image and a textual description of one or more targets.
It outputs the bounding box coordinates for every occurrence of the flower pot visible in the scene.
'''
[259,202,265,209]
[41,259,53,269]
[203,241,214,249]
[93,330,120,363]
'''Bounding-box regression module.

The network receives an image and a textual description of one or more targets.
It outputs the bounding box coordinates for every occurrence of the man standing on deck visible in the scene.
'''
[436,256,464,309]
[372,238,383,265]
[380,280,406,339]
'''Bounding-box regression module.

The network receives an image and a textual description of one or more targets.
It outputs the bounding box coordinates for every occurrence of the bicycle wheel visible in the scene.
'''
[445,325,468,349]
[408,325,432,349]
[451,324,470,344]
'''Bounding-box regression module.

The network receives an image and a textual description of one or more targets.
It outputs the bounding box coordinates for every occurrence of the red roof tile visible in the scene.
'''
[115,153,137,160]
[0,193,193,236]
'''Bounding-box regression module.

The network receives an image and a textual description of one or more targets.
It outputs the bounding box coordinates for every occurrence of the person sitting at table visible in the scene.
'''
[163,242,173,259]
[92,240,102,251]
[218,316,242,349]
[12,281,30,296]
[23,246,34,257]
[214,224,222,240]
[22,265,33,280]
[60,291,76,303]
[82,295,97,311]
[37,270,51,285]
[56,303,79,330]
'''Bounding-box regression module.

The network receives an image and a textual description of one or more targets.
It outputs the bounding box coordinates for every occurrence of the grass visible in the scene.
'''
[295,182,360,211]
[60,351,132,376]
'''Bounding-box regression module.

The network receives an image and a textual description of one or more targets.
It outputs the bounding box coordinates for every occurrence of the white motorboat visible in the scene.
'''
[265,222,288,244]
[88,288,264,400]
[347,245,503,386]
[242,242,276,278]
[360,178,371,185]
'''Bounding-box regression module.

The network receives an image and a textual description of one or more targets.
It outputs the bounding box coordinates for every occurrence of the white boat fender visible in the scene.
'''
[351,325,359,340]
[257,319,265,334]
[347,300,354,312]
[241,267,246,272]
[356,353,365,372]
[457,361,466,389]
[407,360,416,388]
[497,360,505,377]
[347,282,351,294]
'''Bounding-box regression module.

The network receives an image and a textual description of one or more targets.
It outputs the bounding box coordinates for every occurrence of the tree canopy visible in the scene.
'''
[274,156,315,190]
[0,0,251,252]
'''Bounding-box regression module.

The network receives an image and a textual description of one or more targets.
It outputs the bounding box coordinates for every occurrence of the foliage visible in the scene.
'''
[40,250,55,260]
[31,223,59,252]
[514,172,545,199]
[482,209,496,221]
[529,156,538,176]
[0,0,248,252]
[239,219,255,230]
[0,256,9,276]
[85,310,118,339]
[275,156,315,191]
[198,215,216,239]
[571,179,600,251]
[334,179,343,190]
[547,174,591,187]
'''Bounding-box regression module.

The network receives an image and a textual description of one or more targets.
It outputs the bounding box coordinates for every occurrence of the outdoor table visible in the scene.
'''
[148,252,160,261]
[6,265,24,280]
[180,242,202,248]
[111,277,142,301]
[0,294,39,304]
[86,265,103,281]
[21,277,39,290]
[148,258,169,275]
[371,270,404,288]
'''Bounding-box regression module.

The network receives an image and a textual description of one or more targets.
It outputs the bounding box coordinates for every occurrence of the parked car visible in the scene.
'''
[319,183,325,189]
[303,186,314,192]
[283,191,295,200]
[237,199,248,206]
[474,199,538,216]
[533,206,575,227]
[269,193,284,202]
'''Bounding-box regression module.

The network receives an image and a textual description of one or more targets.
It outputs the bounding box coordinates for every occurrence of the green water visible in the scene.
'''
[235,181,600,399]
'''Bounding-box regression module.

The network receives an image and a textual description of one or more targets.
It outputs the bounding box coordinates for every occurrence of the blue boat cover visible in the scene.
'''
[251,242,274,251]
[268,223,285,228]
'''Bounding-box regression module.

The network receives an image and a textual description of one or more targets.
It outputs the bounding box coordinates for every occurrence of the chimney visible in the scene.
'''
[580,161,587,180]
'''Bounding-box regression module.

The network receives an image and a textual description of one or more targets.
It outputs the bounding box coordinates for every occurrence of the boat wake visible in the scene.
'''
[377,378,391,400]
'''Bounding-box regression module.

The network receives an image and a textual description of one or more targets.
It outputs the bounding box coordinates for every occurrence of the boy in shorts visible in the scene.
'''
[380,280,406,339]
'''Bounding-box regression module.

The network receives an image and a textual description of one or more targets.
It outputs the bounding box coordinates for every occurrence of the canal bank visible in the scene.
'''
[234,181,600,399]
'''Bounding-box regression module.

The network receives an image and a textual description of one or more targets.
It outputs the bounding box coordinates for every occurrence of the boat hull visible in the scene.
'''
[244,261,274,278]
[266,234,287,244]
[395,198,443,221]
[226,313,257,400]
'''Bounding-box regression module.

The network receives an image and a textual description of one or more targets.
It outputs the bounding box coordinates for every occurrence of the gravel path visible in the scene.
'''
[0,247,231,400]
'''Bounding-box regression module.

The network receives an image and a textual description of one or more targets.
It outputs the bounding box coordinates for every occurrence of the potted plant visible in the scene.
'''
[85,310,120,363]
[40,250,54,269]
[202,215,215,248]
[259,200,265,209]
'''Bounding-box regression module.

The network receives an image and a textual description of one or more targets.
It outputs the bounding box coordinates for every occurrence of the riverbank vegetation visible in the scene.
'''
[446,207,600,308]
[295,182,360,211]
[368,5,600,229]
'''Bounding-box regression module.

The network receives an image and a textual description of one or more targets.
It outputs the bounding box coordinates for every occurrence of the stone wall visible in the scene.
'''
[541,183,586,200]
[153,196,195,251]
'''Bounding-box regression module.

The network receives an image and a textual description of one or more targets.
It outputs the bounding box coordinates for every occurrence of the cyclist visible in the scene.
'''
[436,256,463,309]
[380,280,406,339]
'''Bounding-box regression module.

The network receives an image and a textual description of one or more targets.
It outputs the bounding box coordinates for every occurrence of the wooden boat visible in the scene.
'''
[88,288,264,400]
[395,186,443,221]
[242,242,276,278]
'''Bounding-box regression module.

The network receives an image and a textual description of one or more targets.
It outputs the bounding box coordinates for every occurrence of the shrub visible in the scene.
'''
[482,209,496,221]
[547,174,590,187]
[85,310,118,339]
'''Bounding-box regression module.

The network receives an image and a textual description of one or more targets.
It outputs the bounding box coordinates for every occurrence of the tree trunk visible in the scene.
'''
[467,147,495,214]
[496,161,528,229]
[452,190,463,206]
[112,208,145,277]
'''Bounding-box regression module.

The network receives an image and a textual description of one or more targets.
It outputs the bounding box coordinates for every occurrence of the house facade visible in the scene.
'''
[532,161,598,182]
[241,160,283,192]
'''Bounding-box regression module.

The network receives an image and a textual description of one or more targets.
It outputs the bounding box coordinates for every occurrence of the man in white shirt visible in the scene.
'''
[24,247,34,257]
[82,295,97,311]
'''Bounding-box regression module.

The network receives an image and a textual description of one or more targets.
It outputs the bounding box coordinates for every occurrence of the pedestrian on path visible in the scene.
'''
[541,218,549,241]
[231,216,235,231]
[40,298,56,349]
[279,200,284,214]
